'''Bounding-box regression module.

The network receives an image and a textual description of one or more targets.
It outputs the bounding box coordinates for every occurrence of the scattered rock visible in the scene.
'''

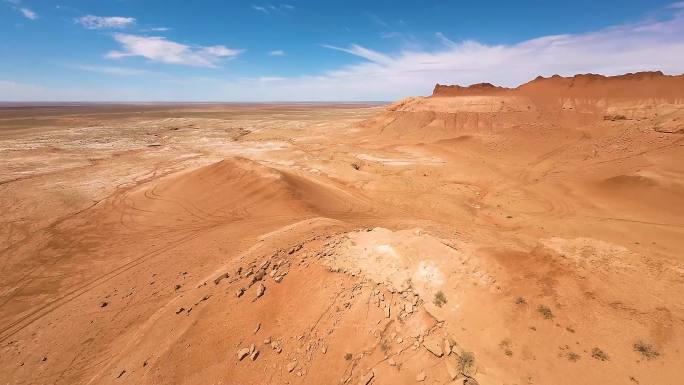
[416,371,426,382]
[264,337,271,344]
[213,272,230,285]
[250,350,259,361]
[271,340,283,354]
[423,337,444,357]
[251,270,266,285]
[237,348,250,361]
[100,301,108,308]
[175,307,185,315]
[286,360,298,372]
[445,360,459,380]
[254,323,261,334]
[236,288,245,297]
[254,283,265,300]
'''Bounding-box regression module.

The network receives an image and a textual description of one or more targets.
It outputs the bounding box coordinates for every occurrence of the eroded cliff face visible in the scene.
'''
[433,71,684,99]
[359,72,684,141]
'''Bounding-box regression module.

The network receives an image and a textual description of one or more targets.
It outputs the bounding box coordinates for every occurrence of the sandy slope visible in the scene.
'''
[1,73,683,385]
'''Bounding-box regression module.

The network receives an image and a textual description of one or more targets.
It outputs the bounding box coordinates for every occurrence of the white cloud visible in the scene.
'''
[252,4,294,14]
[258,76,286,82]
[200,45,241,57]
[2,0,36,19]
[76,15,136,29]
[5,5,684,102]
[72,65,149,76]
[19,7,37,20]
[365,12,388,28]
[321,44,393,65]
[0,80,43,100]
[268,50,285,56]
[434,32,457,48]
[252,5,268,13]
[140,27,171,32]
[106,33,243,67]
[232,8,684,101]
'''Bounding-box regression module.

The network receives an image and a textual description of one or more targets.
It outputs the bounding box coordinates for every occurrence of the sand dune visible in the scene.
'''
[1,74,683,385]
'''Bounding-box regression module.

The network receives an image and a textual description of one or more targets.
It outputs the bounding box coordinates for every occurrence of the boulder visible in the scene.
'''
[423,337,444,357]
[237,347,250,361]
[255,283,265,299]
[445,360,458,380]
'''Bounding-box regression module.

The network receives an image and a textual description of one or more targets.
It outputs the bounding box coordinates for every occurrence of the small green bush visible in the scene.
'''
[537,305,554,319]
[433,291,448,307]
[591,347,609,361]
[459,351,475,370]
[633,341,659,360]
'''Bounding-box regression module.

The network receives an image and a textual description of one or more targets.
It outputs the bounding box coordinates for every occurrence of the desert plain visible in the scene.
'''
[1,72,684,385]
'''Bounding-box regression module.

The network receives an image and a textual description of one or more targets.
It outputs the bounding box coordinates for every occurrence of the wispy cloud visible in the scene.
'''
[321,44,393,65]
[76,15,136,29]
[434,32,457,48]
[106,33,243,67]
[0,80,44,99]
[3,0,38,20]
[19,7,37,20]
[252,5,268,14]
[365,12,388,28]
[140,27,171,32]
[71,64,149,76]
[214,7,684,101]
[252,4,294,14]
[5,4,684,102]
[258,76,286,82]
[268,50,285,56]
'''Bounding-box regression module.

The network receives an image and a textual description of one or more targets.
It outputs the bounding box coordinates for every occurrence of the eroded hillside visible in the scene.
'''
[1,74,683,385]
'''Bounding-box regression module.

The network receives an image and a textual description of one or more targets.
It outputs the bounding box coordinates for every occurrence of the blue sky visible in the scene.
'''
[1,0,684,101]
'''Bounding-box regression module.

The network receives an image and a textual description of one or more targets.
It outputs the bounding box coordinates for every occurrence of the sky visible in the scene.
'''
[1,0,684,101]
